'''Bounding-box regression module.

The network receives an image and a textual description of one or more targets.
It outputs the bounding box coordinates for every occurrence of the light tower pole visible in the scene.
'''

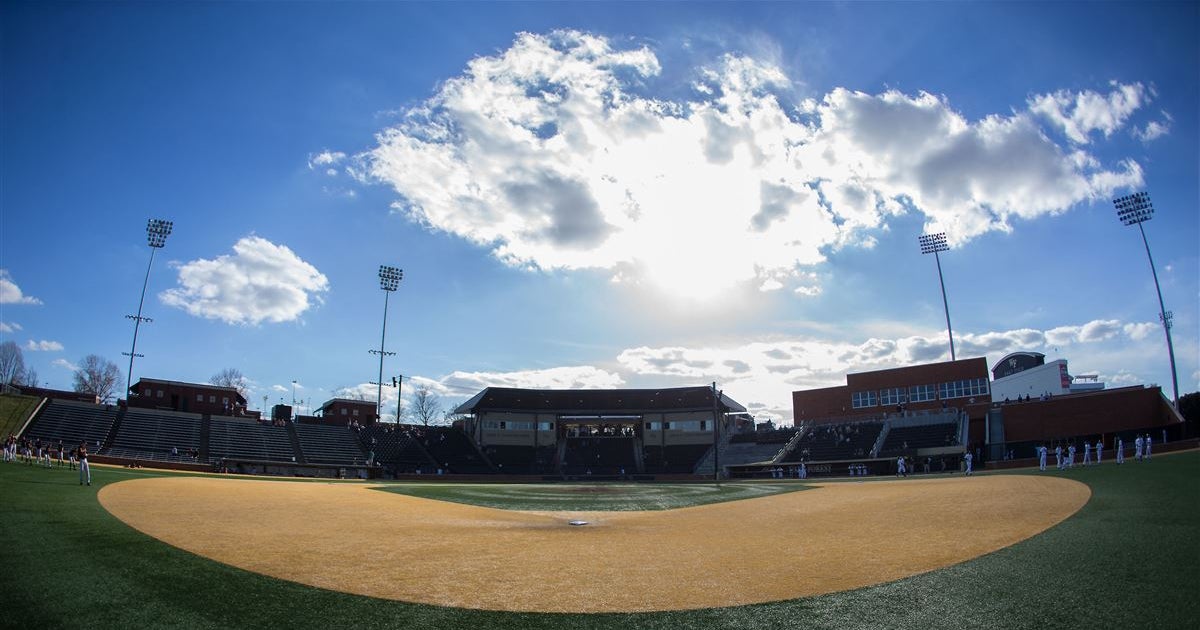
[919,232,956,361]
[1114,191,1179,409]
[370,265,402,422]
[124,218,173,398]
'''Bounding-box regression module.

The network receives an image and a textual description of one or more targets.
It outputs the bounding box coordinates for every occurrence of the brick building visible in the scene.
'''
[127,378,249,417]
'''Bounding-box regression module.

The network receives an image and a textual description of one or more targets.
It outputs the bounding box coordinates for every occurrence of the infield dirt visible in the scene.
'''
[99,475,1089,613]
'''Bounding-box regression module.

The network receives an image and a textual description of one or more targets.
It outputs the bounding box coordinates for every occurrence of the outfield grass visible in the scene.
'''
[378,480,808,511]
[1,453,1196,629]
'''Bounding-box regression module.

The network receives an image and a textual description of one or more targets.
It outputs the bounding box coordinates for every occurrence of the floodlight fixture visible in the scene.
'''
[379,265,403,291]
[125,217,173,397]
[918,232,956,361]
[1113,191,1179,409]
[371,264,402,421]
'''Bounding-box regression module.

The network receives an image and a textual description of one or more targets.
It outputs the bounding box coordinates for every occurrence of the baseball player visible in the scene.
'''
[1083,441,1092,466]
[799,461,807,479]
[1116,437,1125,464]
[1095,439,1103,464]
[1145,435,1152,459]
[964,451,973,475]
[78,443,91,486]
[1134,435,1144,461]
[1055,444,1062,470]
[1067,443,1076,468]
[1038,445,1047,471]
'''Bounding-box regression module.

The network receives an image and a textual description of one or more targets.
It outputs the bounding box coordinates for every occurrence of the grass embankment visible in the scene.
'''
[1,454,1196,630]
[0,393,39,437]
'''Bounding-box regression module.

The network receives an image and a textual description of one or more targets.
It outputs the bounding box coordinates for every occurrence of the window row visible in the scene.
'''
[851,379,988,408]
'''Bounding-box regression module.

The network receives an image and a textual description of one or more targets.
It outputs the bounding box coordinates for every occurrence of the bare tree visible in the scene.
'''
[0,341,24,386]
[73,354,121,402]
[410,384,442,427]
[210,367,249,398]
[22,367,38,388]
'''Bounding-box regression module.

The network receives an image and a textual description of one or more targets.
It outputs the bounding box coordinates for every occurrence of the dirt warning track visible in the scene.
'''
[99,475,1089,613]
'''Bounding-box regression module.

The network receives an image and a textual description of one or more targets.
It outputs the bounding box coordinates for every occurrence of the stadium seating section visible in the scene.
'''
[420,427,493,473]
[563,437,636,475]
[782,421,883,462]
[208,417,296,462]
[105,408,202,463]
[643,444,712,473]
[879,422,959,454]
[22,400,119,450]
[295,422,367,464]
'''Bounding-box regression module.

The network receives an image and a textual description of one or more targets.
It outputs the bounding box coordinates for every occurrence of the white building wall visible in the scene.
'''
[991,359,1072,402]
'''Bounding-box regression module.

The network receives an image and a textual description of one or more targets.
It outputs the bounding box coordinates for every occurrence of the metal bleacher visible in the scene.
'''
[23,400,118,449]
[294,423,367,465]
[208,417,296,462]
[105,408,203,463]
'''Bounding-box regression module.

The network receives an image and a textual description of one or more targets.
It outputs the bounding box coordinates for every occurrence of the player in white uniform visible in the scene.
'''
[78,444,90,486]
[1038,445,1047,471]
[799,461,807,479]
[1145,435,1152,459]
[1134,435,1144,461]
[964,451,973,475]
[1095,439,1103,464]
[896,456,907,477]
[1116,437,1125,464]
[1083,441,1092,466]
[1055,445,1062,470]
[1067,444,1076,468]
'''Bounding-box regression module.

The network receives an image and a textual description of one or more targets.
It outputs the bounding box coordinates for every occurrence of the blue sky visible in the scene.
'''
[2,1,1196,424]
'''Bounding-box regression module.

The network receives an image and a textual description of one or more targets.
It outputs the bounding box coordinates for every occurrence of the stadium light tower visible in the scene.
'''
[1114,191,1179,409]
[919,232,956,362]
[370,265,402,422]
[124,218,173,399]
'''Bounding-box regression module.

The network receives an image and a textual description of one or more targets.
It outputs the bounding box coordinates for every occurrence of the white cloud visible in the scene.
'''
[1029,81,1147,144]
[0,270,42,305]
[160,236,329,325]
[0,321,21,333]
[308,150,347,170]
[616,318,1161,423]
[271,384,289,393]
[24,340,63,352]
[52,358,79,372]
[1122,322,1158,341]
[1132,111,1171,142]
[440,366,625,394]
[360,31,1147,298]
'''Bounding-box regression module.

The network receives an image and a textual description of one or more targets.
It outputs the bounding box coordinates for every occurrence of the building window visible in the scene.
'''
[222,396,229,405]
[851,390,878,409]
[340,408,347,416]
[483,420,499,430]
[939,378,990,400]
[538,421,553,431]
[208,395,216,403]
[196,394,204,402]
[908,384,936,403]
[157,390,164,398]
[352,409,359,416]
[879,387,905,406]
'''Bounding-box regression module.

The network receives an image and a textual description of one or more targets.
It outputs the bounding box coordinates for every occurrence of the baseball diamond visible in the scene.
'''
[99,474,1088,613]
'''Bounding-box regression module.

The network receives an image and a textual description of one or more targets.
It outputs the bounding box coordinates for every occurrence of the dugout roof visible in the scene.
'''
[453,386,746,416]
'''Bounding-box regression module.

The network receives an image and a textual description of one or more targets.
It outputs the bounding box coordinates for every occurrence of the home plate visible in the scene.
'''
[568,520,589,526]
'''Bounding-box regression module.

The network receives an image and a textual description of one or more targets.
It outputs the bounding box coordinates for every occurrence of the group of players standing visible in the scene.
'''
[1036,434,1155,471]
[3,434,91,485]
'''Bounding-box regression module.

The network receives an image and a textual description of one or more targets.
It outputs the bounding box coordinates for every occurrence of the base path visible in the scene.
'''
[99,475,1089,613]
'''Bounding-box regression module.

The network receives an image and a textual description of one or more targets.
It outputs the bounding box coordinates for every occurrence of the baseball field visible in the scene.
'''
[2,451,1197,629]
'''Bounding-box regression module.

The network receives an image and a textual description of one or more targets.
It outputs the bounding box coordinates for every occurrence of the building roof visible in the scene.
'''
[454,386,747,415]
[129,377,246,404]
[319,398,378,409]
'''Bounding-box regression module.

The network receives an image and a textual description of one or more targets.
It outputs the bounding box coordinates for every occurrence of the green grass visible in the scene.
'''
[0,393,39,437]
[1,453,1197,629]
[377,480,808,511]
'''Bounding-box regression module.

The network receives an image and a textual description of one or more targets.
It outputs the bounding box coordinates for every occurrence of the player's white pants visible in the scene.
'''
[79,459,90,485]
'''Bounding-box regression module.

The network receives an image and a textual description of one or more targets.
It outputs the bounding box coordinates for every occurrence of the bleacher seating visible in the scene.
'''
[643,444,711,473]
[421,427,493,473]
[104,408,202,463]
[484,445,557,474]
[208,417,296,462]
[358,424,438,473]
[782,421,882,462]
[563,437,636,475]
[23,400,118,449]
[295,423,367,464]
[879,423,959,454]
[721,441,787,467]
